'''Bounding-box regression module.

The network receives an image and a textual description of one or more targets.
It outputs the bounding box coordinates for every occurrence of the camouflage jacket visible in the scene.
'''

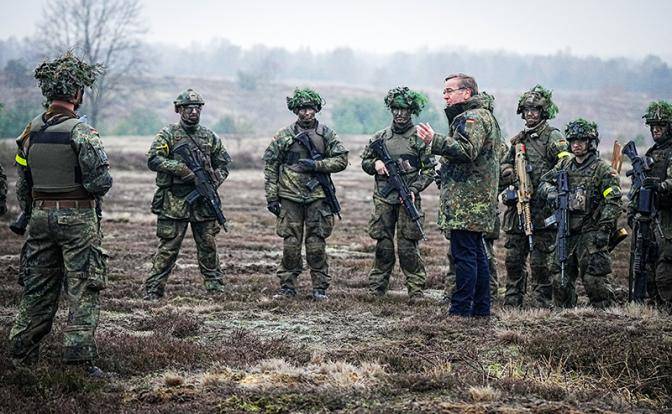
[538,153,622,234]
[361,124,436,204]
[147,121,230,221]
[0,161,6,212]
[263,121,348,204]
[627,136,672,239]
[502,121,569,233]
[432,93,503,234]
[15,106,112,211]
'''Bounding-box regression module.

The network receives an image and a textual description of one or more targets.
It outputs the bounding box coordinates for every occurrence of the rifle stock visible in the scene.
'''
[514,143,534,250]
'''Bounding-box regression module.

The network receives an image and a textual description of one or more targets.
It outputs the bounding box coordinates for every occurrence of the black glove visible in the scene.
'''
[295,159,317,172]
[643,176,661,191]
[546,189,559,205]
[267,201,281,217]
[593,230,610,249]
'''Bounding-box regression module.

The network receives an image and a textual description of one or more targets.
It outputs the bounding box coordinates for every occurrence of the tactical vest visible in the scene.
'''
[646,140,672,208]
[376,129,420,177]
[565,156,603,232]
[513,124,559,191]
[27,114,85,194]
[284,126,326,165]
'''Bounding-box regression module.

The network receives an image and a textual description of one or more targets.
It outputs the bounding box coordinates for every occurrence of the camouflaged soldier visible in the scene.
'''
[629,101,672,311]
[417,73,503,317]
[263,88,348,300]
[9,52,111,374]
[501,85,570,308]
[538,119,620,309]
[144,89,231,300]
[361,87,436,300]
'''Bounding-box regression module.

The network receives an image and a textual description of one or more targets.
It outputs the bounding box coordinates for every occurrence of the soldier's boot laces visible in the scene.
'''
[312,289,328,301]
[273,288,297,299]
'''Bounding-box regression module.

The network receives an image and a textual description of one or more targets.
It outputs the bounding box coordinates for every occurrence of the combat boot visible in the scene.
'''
[143,292,163,302]
[408,291,424,304]
[273,287,297,299]
[312,289,328,301]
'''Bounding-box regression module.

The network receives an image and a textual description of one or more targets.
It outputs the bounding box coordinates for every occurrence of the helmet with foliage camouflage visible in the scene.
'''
[286,88,324,112]
[643,100,672,125]
[34,51,103,101]
[174,89,205,108]
[565,118,599,151]
[384,86,428,116]
[516,84,559,120]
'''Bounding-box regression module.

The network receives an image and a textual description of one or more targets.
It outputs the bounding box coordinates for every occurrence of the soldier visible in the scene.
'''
[501,85,570,308]
[144,89,230,300]
[361,87,435,300]
[9,52,111,374]
[538,119,620,309]
[417,73,502,317]
[263,88,348,300]
[630,101,672,311]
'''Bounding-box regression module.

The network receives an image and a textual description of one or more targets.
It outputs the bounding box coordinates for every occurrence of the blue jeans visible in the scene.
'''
[449,230,491,316]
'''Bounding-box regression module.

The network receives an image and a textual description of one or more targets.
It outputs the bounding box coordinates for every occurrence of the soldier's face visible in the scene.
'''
[651,124,667,141]
[570,138,589,157]
[297,107,316,124]
[443,78,471,107]
[392,108,412,126]
[179,104,202,125]
[523,106,542,127]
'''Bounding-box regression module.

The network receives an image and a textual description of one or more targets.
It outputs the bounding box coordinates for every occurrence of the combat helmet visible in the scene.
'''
[286,88,324,112]
[34,51,103,102]
[174,89,205,108]
[384,86,428,116]
[516,85,559,120]
[643,100,672,126]
[565,118,599,151]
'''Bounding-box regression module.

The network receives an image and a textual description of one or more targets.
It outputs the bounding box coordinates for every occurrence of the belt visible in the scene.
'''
[34,199,96,209]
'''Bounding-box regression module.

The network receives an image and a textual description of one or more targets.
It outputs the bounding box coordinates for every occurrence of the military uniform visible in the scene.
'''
[538,120,620,309]
[502,122,569,307]
[361,124,435,296]
[630,101,672,309]
[144,90,230,298]
[0,161,7,216]
[264,121,348,296]
[430,92,503,316]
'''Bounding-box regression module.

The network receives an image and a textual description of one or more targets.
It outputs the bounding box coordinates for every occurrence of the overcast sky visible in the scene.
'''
[2,0,671,61]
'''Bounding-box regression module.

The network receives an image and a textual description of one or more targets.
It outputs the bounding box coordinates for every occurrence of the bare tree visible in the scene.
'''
[36,0,147,126]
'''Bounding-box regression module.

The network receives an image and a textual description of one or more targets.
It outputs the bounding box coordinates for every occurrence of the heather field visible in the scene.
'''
[0,136,670,413]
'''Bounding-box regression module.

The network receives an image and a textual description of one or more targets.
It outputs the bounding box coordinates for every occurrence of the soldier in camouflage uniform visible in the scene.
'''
[0,161,6,216]
[501,85,570,308]
[9,52,111,374]
[417,73,503,316]
[361,87,436,300]
[538,119,620,309]
[629,101,672,311]
[263,88,348,300]
[144,89,230,300]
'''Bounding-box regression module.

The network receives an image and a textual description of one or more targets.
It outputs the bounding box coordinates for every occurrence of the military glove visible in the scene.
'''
[267,201,282,217]
[593,230,610,249]
[296,159,317,172]
[546,189,559,204]
[643,176,661,191]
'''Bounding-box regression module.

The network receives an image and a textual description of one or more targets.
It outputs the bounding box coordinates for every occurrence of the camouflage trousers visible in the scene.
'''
[145,218,224,296]
[275,198,334,292]
[367,199,426,296]
[503,231,555,308]
[645,236,672,310]
[9,206,107,365]
[552,231,615,309]
[443,236,498,298]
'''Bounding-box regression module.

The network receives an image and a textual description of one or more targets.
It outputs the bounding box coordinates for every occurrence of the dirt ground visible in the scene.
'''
[0,136,670,413]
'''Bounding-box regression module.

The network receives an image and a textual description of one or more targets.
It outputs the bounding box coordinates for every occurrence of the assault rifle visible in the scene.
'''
[515,143,534,250]
[544,170,570,287]
[369,138,426,240]
[622,140,657,303]
[294,131,342,219]
[173,142,228,230]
